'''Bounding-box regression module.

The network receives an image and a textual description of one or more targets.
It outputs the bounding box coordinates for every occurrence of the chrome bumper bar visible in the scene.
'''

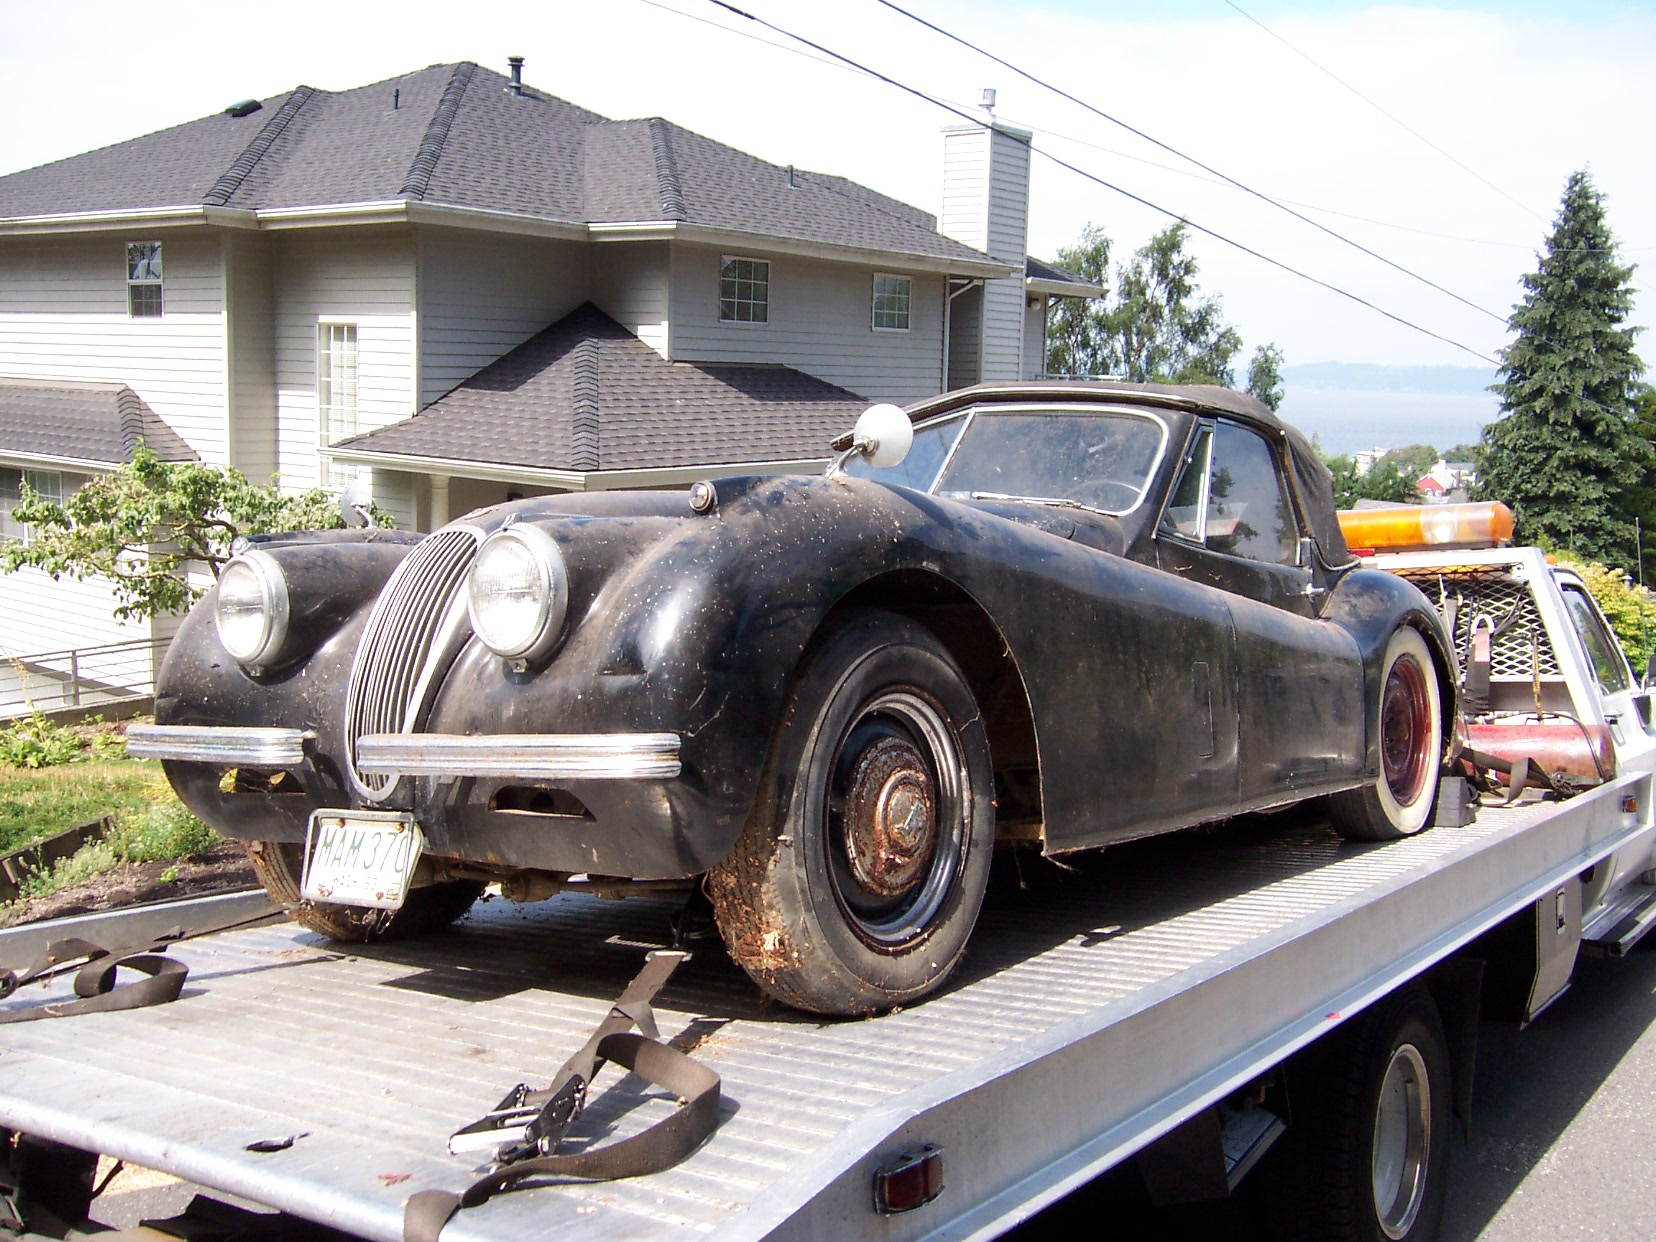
[126,725,313,767]
[355,733,683,781]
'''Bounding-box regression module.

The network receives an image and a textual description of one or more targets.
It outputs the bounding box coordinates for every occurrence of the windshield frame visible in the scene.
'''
[923,402,1172,518]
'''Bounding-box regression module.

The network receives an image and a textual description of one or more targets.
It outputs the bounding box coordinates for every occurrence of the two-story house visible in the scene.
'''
[0,59,1097,681]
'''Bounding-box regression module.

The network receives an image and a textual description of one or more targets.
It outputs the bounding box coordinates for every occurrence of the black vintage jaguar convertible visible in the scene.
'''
[131,382,1457,1015]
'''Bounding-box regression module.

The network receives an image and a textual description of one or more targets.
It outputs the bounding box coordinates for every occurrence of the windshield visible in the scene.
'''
[935,409,1165,514]
[845,414,966,490]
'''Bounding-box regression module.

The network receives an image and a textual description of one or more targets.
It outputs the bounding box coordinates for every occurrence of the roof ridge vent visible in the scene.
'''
[647,118,687,221]
[204,86,316,207]
[570,335,600,470]
[401,62,476,201]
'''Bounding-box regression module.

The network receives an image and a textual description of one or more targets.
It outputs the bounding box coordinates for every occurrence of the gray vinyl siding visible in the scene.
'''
[591,242,671,359]
[940,126,1029,385]
[0,566,176,659]
[271,228,415,492]
[1023,296,1047,381]
[417,228,589,406]
[0,231,227,463]
[669,245,943,404]
[225,232,277,483]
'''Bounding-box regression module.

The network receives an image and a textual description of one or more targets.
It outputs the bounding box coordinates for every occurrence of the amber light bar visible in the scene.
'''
[1338,501,1514,553]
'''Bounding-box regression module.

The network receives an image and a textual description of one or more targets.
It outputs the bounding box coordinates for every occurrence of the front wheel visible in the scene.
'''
[707,610,996,1016]
[1265,983,1452,1241]
[1331,627,1444,841]
[245,841,484,942]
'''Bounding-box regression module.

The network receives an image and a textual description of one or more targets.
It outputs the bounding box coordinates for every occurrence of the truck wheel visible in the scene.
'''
[1331,627,1443,841]
[244,841,484,942]
[1265,983,1451,1242]
[707,610,995,1016]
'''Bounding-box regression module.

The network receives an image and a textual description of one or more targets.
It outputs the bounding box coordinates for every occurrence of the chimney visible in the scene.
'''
[507,56,525,96]
[940,103,1032,385]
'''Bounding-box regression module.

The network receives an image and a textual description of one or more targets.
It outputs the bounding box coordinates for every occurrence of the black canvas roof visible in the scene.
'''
[334,303,867,474]
[0,379,198,468]
[0,64,990,268]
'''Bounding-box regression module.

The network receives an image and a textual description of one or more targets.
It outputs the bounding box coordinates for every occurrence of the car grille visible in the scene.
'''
[1392,568,1561,681]
[344,526,479,797]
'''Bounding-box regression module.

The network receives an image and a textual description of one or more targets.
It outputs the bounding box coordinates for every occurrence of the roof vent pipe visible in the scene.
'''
[979,88,996,116]
[507,56,525,96]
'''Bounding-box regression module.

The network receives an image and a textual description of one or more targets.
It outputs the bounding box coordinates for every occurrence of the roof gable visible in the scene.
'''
[0,379,198,467]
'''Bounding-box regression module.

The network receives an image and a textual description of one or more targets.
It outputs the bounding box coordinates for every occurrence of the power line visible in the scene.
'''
[1221,0,1547,225]
[703,0,1498,364]
[870,0,1505,324]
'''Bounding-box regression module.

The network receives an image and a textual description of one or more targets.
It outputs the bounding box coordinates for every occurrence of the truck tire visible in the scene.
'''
[1331,627,1443,841]
[1265,983,1451,1242]
[707,610,996,1016]
[245,841,483,942]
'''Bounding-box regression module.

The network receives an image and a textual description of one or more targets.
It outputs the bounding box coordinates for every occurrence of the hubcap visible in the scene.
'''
[826,689,965,948]
[1372,1042,1432,1239]
[1381,654,1432,807]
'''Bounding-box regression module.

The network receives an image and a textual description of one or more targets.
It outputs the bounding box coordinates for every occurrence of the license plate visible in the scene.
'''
[301,810,424,910]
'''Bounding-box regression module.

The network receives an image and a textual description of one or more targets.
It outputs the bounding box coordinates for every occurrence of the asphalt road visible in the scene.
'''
[79,943,1656,1240]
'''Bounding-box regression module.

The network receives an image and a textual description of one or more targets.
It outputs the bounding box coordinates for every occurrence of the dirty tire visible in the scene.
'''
[1264,983,1451,1242]
[707,610,995,1016]
[1330,627,1443,841]
[244,841,483,942]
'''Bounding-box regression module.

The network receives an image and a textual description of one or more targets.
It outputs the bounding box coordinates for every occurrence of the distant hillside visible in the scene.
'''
[1282,363,1496,397]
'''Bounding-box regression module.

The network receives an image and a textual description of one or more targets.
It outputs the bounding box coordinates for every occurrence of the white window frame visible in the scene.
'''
[0,468,64,545]
[872,273,912,332]
[126,241,163,319]
[718,255,770,325]
[317,322,360,490]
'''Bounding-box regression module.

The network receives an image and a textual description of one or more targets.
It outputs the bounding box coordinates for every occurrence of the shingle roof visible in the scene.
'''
[334,303,867,473]
[0,64,990,267]
[1026,256,1102,293]
[0,380,198,467]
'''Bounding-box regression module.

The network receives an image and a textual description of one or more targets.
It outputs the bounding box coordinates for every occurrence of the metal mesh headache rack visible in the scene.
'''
[1391,566,1563,682]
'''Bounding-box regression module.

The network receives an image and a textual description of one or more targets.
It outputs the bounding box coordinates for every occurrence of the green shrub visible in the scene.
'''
[13,801,221,903]
[1560,560,1656,672]
[0,713,84,769]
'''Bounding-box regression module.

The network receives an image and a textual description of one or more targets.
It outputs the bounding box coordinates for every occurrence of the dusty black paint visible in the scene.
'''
[153,386,1457,879]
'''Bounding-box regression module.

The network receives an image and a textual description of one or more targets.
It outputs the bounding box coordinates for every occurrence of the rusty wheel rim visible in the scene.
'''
[1381,654,1432,808]
[825,689,966,949]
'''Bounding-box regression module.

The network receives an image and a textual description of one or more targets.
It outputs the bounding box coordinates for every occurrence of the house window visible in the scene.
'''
[318,323,359,488]
[0,469,63,544]
[127,242,163,318]
[719,256,769,323]
[872,274,911,331]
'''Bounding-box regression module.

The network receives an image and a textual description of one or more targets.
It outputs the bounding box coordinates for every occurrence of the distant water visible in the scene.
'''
[1278,387,1499,457]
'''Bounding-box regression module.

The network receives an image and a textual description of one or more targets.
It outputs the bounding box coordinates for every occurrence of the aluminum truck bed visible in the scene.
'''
[0,776,1647,1242]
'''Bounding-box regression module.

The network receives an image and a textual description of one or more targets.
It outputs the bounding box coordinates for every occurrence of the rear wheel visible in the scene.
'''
[1265,983,1451,1241]
[245,841,483,942]
[707,610,995,1015]
[1331,627,1443,841]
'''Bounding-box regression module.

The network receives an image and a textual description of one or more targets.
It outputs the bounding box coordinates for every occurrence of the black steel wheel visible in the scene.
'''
[245,841,483,942]
[1264,983,1452,1242]
[1331,627,1443,841]
[708,610,995,1015]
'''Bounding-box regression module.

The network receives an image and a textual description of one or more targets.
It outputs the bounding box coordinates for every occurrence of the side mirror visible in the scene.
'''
[827,404,913,476]
[339,477,373,529]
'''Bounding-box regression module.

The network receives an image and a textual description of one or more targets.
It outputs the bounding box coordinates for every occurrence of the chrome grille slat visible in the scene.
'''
[344,527,479,798]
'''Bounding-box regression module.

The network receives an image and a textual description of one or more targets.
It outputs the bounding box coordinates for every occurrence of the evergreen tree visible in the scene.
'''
[1478,170,1644,566]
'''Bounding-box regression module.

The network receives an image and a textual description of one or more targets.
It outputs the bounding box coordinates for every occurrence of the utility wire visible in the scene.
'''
[703,0,1498,364]
[870,0,1504,323]
[1222,0,1547,225]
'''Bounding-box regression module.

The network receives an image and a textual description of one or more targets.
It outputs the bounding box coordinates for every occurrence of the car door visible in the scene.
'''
[1155,419,1366,804]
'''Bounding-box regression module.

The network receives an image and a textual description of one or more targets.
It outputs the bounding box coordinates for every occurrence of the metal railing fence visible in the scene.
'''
[0,635,171,719]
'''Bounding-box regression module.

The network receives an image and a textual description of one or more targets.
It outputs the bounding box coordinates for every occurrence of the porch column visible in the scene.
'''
[429,474,449,530]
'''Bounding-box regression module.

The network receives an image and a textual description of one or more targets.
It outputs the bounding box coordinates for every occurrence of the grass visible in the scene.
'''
[0,713,225,906]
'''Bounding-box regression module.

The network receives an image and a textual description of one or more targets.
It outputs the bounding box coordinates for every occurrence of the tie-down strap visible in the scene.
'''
[404,950,721,1242]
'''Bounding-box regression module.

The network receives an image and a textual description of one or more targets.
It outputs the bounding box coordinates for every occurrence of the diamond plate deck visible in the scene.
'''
[0,782,1648,1242]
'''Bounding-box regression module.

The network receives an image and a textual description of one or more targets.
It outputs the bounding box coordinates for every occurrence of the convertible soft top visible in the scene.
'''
[906,380,1352,570]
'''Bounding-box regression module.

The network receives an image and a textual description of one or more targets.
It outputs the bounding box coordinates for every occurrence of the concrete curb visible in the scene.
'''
[0,888,278,964]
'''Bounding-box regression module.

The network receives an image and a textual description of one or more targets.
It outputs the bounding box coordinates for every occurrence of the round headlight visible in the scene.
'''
[214,551,289,668]
[468,525,568,661]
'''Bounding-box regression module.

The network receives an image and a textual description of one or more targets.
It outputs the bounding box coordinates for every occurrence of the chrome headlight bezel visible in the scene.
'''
[214,550,290,670]
[467,524,569,662]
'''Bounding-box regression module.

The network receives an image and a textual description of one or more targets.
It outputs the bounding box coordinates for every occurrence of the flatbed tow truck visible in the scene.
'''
[3,501,1655,1242]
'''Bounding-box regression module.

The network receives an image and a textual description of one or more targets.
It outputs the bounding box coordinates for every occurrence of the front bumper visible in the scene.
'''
[355,732,682,781]
[126,724,313,767]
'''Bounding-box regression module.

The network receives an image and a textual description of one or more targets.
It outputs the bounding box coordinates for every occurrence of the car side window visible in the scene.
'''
[1560,583,1631,694]
[1204,422,1299,564]
[1159,425,1212,541]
